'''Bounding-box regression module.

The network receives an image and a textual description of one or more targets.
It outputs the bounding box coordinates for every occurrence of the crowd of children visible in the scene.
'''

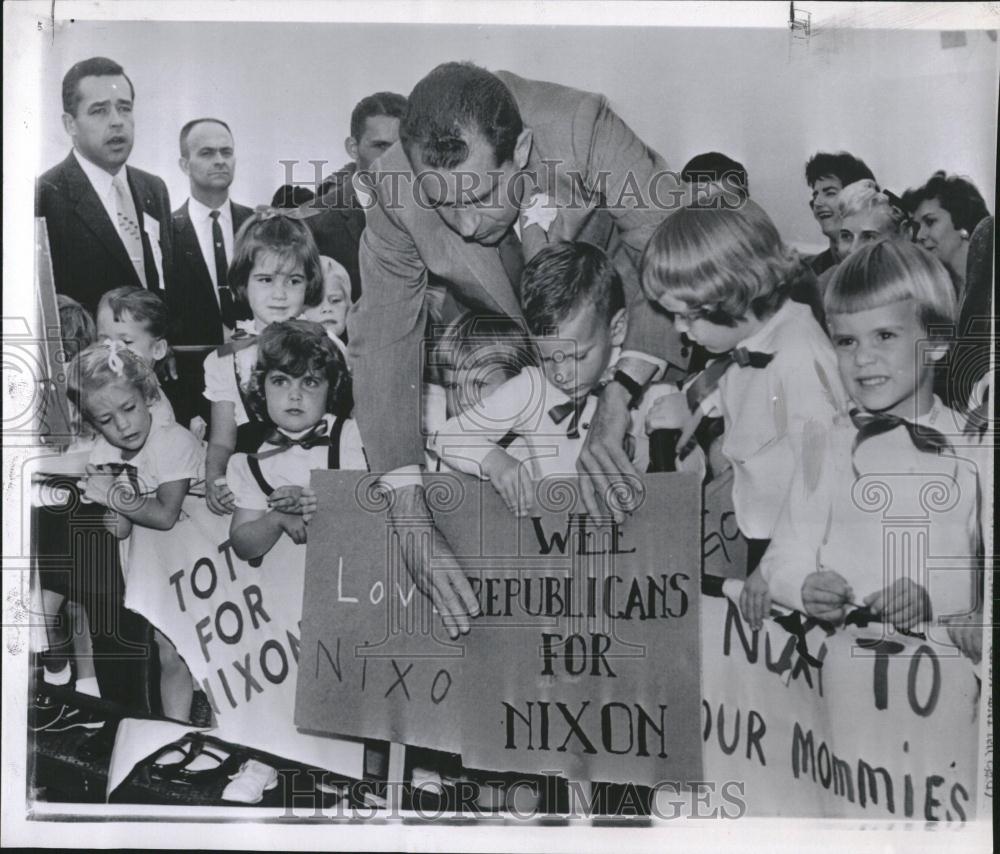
[36,163,991,790]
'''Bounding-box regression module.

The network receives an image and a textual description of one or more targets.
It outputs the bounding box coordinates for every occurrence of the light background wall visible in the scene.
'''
[30,19,999,253]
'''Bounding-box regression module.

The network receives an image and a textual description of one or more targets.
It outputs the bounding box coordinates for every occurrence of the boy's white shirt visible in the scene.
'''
[680,300,847,539]
[427,348,664,479]
[760,395,982,622]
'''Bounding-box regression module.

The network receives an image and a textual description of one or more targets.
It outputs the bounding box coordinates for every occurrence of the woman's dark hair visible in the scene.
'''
[901,171,990,234]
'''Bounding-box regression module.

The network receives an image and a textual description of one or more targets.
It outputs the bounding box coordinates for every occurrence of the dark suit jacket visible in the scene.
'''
[349,70,690,472]
[300,166,367,302]
[36,152,174,314]
[169,199,254,346]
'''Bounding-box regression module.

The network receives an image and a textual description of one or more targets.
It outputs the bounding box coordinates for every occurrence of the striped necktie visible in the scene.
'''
[113,173,147,288]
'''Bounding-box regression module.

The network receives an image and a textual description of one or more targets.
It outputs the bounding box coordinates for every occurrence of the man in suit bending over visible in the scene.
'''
[36,56,173,313]
[349,62,691,638]
[170,118,253,346]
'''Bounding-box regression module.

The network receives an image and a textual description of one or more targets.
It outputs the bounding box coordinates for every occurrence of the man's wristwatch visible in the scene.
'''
[611,370,645,410]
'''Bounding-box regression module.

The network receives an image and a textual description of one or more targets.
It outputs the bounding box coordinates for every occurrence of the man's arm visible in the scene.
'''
[348,195,429,473]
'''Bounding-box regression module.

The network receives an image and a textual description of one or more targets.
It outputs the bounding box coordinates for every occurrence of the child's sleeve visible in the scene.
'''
[427,371,537,478]
[225,453,269,511]
[203,350,249,426]
[772,341,847,465]
[338,419,370,471]
[758,420,837,612]
[154,424,207,486]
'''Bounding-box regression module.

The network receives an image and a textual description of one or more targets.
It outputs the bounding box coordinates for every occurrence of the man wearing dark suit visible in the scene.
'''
[169,118,253,347]
[36,56,173,315]
[34,56,173,712]
[169,118,253,431]
[349,62,691,637]
[300,91,407,301]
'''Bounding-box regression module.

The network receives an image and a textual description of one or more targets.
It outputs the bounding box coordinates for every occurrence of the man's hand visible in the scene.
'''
[801,570,853,624]
[207,477,236,515]
[388,483,480,639]
[577,378,641,522]
[865,578,932,632]
[482,447,534,516]
[739,571,772,631]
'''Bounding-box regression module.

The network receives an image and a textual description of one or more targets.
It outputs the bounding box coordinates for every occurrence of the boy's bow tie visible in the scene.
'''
[849,409,951,457]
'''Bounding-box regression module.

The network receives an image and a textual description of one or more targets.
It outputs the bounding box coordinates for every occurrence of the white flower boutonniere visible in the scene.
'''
[521,192,558,234]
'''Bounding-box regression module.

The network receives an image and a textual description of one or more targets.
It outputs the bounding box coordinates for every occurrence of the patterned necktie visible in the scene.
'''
[849,408,952,459]
[678,347,774,460]
[253,420,331,460]
[209,210,236,329]
[112,173,147,288]
[498,228,525,295]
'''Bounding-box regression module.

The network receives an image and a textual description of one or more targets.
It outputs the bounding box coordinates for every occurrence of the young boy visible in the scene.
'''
[96,286,200,431]
[755,241,982,646]
[428,242,657,516]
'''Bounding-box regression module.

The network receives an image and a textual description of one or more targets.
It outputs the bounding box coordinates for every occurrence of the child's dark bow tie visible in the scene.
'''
[548,389,600,439]
[216,327,258,357]
[253,421,331,459]
[849,409,951,455]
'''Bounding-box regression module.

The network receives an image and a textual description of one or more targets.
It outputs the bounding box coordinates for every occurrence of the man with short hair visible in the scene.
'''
[37,56,174,313]
[302,91,408,301]
[349,62,691,638]
[170,118,253,346]
[803,151,876,276]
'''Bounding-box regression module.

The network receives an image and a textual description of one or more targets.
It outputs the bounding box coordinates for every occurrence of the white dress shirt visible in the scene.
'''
[73,148,121,230]
[761,397,981,622]
[187,195,234,294]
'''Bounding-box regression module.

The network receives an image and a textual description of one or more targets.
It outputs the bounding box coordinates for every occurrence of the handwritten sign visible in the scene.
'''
[125,497,364,777]
[296,471,704,786]
[702,469,747,581]
[701,597,979,818]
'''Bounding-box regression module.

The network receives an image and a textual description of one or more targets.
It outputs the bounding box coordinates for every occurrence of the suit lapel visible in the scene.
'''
[64,154,136,282]
[174,201,214,286]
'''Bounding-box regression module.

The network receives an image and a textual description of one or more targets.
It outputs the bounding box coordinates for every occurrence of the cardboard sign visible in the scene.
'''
[296,471,704,786]
[702,469,747,581]
[125,497,364,777]
[701,596,979,818]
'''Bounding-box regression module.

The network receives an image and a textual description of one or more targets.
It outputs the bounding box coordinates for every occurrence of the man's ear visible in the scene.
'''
[178,156,190,177]
[513,128,533,170]
[62,113,77,138]
[610,308,628,347]
[345,136,359,163]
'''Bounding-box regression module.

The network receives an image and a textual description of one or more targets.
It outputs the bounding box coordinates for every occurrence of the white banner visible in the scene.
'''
[701,596,980,819]
[124,497,364,778]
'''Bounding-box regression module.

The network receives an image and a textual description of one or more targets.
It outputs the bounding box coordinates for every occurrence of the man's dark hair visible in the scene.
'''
[350,92,408,142]
[902,171,990,234]
[520,242,625,335]
[682,151,749,200]
[804,151,875,189]
[178,117,232,157]
[62,56,134,116]
[400,62,523,169]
